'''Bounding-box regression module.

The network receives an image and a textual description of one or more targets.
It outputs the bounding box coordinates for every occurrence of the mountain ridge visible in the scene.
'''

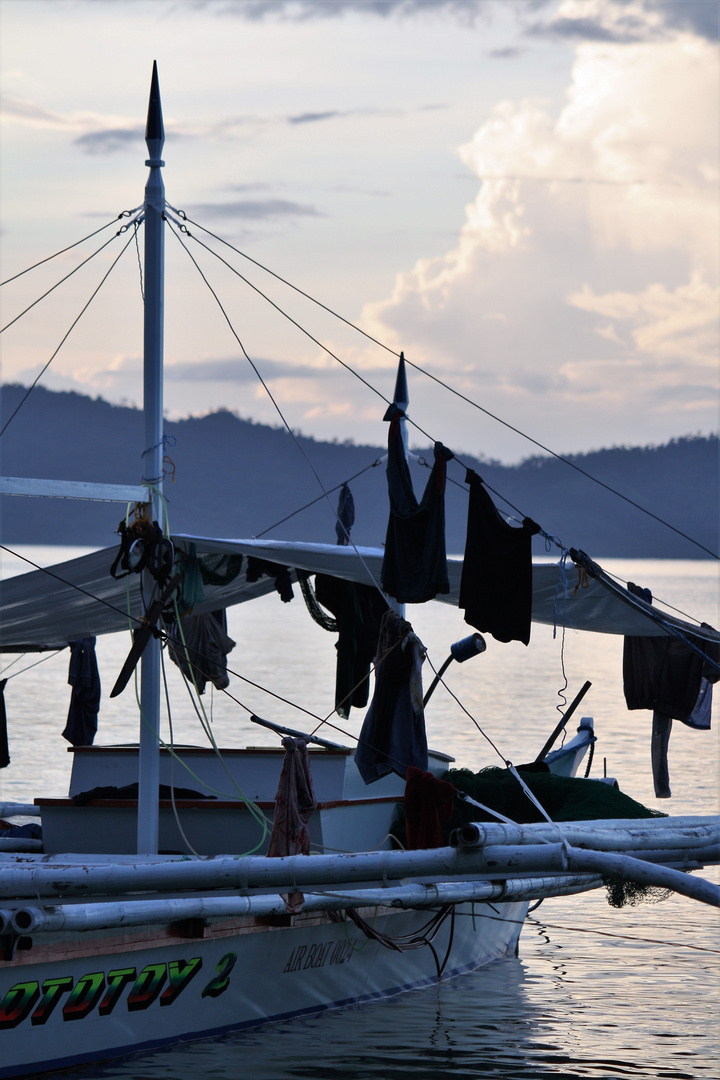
[0,385,716,559]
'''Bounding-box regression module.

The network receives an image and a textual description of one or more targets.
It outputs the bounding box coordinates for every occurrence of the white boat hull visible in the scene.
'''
[0,900,526,1077]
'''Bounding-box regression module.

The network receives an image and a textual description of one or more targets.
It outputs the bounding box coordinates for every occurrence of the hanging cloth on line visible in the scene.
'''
[268,736,318,913]
[0,679,9,769]
[314,574,388,719]
[623,581,719,798]
[62,638,101,747]
[355,609,428,784]
[335,483,355,546]
[380,404,453,604]
[459,469,540,646]
[167,610,236,695]
[246,557,294,603]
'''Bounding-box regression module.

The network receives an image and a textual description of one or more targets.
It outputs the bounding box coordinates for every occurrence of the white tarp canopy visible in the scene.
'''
[0,535,716,654]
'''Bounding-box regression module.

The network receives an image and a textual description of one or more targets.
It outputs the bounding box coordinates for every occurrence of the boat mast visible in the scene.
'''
[137,62,166,855]
[392,352,408,619]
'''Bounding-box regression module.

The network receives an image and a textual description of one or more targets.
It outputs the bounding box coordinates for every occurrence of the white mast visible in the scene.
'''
[137,62,166,855]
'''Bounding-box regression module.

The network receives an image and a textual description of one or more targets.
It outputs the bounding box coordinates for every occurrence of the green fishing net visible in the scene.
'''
[392,766,668,907]
[444,766,666,832]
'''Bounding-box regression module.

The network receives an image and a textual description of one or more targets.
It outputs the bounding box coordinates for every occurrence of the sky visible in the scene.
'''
[0,0,718,464]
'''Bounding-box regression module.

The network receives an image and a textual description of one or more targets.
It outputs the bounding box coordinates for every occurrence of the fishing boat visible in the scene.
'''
[0,66,718,1078]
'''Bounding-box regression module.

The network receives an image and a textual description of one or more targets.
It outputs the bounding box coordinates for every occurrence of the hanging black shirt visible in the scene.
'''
[314,574,388,718]
[459,470,539,645]
[62,638,101,747]
[380,405,453,604]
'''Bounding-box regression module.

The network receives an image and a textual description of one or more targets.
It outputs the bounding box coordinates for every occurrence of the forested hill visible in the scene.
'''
[0,385,716,559]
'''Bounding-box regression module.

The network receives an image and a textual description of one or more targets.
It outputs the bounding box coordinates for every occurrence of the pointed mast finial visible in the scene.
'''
[145,60,165,154]
[393,351,409,411]
[393,351,409,459]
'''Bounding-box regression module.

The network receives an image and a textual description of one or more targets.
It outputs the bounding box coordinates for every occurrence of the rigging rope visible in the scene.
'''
[0,226,132,335]
[166,219,390,601]
[0,229,138,441]
[254,457,384,539]
[0,211,139,287]
[171,208,717,560]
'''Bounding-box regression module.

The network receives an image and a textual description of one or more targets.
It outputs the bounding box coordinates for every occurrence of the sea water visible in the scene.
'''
[0,551,718,1079]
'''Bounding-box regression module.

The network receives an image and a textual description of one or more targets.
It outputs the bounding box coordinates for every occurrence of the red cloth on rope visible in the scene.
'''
[268,737,317,912]
[404,766,455,850]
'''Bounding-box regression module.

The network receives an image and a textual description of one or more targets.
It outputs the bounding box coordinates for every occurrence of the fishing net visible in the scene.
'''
[198,553,244,586]
[603,877,672,908]
[392,766,669,909]
[443,766,666,832]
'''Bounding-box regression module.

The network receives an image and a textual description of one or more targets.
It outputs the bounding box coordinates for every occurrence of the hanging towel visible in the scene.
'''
[62,639,101,747]
[355,609,428,784]
[459,470,540,646]
[380,404,453,604]
[268,737,317,858]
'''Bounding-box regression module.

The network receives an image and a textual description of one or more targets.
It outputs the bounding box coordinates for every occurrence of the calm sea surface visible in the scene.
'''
[0,550,718,1079]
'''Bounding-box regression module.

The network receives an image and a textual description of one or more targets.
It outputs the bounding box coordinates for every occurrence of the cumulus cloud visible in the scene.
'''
[360,17,719,453]
[568,274,720,365]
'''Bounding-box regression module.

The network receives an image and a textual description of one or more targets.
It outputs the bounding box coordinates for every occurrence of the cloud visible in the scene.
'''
[74,127,145,154]
[196,0,718,43]
[487,47,526,60]
[526,11,653,44]
[650,0,719,41]
[288,111,343,125]
[524,0,720,45]
[358,22,719,454]
[164,357,345,382]
[202,0,487,23]
[187,198,323,221]
[0,96,70,126]
[567,273,720,365]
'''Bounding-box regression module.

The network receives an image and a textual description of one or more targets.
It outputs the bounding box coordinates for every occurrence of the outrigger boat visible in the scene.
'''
[0,67,718,1078]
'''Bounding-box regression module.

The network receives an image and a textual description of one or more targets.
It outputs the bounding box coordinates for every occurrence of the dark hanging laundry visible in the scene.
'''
[355,609,428,784]
[268,737,317,859]
[246,557,294,603]
[459,469,540,646]
[623,581,719,797]
[62,638,101,747]
[688,677,713,730]
[335,482,355,546]
[0,679,9,769]
[167,609,236,694]
[380,404,453,604]
[404,766,455,850]
[314,574,389,718]
[623,628,719,725]
[268,736,317,913]
[651,712,672,798]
